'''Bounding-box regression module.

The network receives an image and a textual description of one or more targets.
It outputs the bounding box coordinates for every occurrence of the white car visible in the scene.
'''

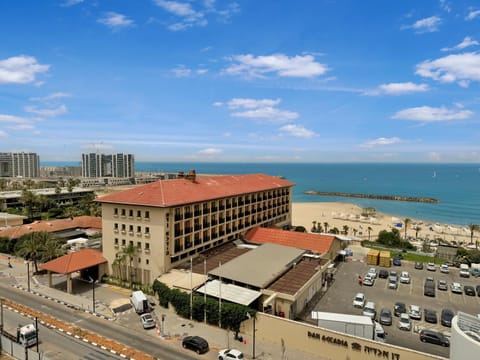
[409,304,421,320]
[218,349,244,360]
[353,293,366,308]
[363,301,376,319]
[440,264,449,273]
[368,267,377,279]
[451,282,463,294]
[363,274,375,286]
[399,271,410,284]
[426,262,436,271]
[398,313,411,331]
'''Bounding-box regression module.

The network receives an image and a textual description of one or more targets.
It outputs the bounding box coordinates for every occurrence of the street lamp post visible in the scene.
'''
[89,277,98,313]
[246,312,256,359]
[24,261,31,292]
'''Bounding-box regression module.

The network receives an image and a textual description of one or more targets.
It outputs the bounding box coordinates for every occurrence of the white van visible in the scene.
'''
[460,264,470,278]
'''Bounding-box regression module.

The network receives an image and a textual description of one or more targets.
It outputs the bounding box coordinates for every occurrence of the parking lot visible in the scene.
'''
[308,256,480,358]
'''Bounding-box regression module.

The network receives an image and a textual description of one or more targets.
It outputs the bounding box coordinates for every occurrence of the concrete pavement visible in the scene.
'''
[0,254,319,360]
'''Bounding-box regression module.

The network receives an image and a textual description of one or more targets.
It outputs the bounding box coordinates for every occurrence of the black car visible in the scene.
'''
[424,278,435,297]
[379,308,392,326]
[419,329,449,347]
[441,309,454,327]
[379,269,389,279]
[464,285,476,296]
[414,261,424,270]
[182,336,209,354]
[394,302,406,317]
[424,309,438,324]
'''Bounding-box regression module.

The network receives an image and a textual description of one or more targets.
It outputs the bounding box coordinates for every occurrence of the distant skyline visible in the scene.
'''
[1,0,480,163]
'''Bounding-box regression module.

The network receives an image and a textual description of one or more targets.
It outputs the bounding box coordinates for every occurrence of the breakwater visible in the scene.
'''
[304,190,439,203]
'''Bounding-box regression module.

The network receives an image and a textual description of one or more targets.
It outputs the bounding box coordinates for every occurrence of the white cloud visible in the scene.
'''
[360,137,402,148]
[392,106,473,122]
[221,98,299,123]
[364,82,429,96]
[0,55,50,84]
[197,148,223,155]
[7,124,35,131]
[466,10,480,21]
[212,101,223,107]
[441,36,479,51]
[0,130,6,138]
[439,0,451,13]
[25,104,67,117]
[98,12,134,29]
[403,16,441,33]
[224,53,329,78]
[154,0,207,31]
[31,92,71,102]
[61,0,83,7]
[279,124,316,138]
[197,69,208,75]
[172,65,192,77]
[416,52,480,86]
[0,114,30,123]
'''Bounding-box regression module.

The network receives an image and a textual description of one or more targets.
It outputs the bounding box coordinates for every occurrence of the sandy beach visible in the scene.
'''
[292,202,476,247]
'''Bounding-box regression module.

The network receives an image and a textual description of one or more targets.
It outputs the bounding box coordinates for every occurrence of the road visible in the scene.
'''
[0,283,199,360]
[2,307,119,360]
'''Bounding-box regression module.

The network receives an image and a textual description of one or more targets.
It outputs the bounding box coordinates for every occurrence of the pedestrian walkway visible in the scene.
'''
[1,254,319,360]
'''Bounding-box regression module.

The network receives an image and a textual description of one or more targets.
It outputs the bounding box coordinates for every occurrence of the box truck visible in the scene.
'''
[4,323,38,347]
[130,290,149,314]
[311,311,386,342]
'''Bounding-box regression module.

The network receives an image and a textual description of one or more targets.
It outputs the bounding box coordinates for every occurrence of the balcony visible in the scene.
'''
[113,229,119,233]
[144,248,150,254]
[136,232,142,237]
[121,230,126,235]
[144,233,150,238]
[128,231,134,236]
[114,243,119,249]
[113,214,118,218]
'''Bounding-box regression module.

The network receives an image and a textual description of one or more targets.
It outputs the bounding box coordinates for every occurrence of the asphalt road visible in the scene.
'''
[0,282,200,360]
[306,259,480,358]
[2,308,119,360]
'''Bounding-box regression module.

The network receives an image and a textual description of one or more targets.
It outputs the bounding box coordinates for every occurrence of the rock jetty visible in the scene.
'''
[304,190,439,203]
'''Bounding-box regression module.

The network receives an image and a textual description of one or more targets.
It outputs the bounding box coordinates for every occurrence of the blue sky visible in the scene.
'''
[1,0,480,163]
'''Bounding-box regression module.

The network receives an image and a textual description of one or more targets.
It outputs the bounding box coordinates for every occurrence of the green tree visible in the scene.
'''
[414,226,421,240]
[115,243,138,288]
[367,226,373,241]
[39,235,66,262]
[468,224,479,245]
[342,225,349,235]
[403,218,411,240]
[20,189,38,221]
[0,179,7,191]
[323,222,329,233]
[311,221,317,233]
[15,232,45,273]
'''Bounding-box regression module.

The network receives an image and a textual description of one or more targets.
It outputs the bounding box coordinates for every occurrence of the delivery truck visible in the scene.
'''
[4,323,38,347]
[130,290,149,314]
[311,311,386,342]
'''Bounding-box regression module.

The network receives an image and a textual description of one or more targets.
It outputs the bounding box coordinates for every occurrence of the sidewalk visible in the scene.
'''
[1,255,318,360]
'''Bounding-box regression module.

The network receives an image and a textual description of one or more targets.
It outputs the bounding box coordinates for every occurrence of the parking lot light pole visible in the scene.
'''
[89,277,98,313]
[246,312,256,359]
[25,261,31,292]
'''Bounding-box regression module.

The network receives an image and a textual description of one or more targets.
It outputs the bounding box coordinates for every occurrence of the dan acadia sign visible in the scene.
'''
[307,331,401,360]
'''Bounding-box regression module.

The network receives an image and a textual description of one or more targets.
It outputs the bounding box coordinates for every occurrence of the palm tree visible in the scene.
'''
[40,236,66,262]
[403,218,411,240]
[343,225,349,235]
[468,224,479,245]
[322,222,328,233]
[311,221,317,233]
[20,189,38,221]
[15,231,45,273]
[115,243,138,288]
[367,226,373,241]
[353,228,358,237]
[414,226,422,240]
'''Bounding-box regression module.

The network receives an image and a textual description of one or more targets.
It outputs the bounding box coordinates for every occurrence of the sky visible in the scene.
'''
[1,0,480,163]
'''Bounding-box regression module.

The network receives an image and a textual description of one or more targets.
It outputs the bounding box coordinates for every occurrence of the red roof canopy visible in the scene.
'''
[40,249,107,274]
[245,227,336,256]
[97,174,294,207]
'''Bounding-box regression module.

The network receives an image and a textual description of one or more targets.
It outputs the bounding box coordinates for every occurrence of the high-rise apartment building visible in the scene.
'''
[0,152,40,178]
[97,171,293,285]
[81,153,134,178]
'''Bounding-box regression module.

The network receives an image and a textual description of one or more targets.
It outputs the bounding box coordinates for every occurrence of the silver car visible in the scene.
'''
[398,313,411,331]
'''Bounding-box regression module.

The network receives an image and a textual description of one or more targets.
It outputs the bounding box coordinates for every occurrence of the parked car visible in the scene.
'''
[344,248,353,257]
[471,268,480,277]
[218,349,244,360]
[394,302,406,317]
[414,261,424,270]
[441,309,454,327]
[399,271,410,284]
[378,269,389,279]
[437,279,448,291]
[363,274,375,286]
[140,313,156,329]
[379,308,392,326]
[398,313,411,331]
[182,336,209,354]
[388,275,398,289]
[451,282,463,294]
[464,285,476,296]
[393,257,402,266]
[409,305,421,320]
[440,264,449,273]
[426,262,436,271]
[424,309,438,324]
[368,267,377,279]
[353,293,366,308]
[460,264,470,277]
[419,329,450,347]
[363,301,376,320]
[424,277,435,297]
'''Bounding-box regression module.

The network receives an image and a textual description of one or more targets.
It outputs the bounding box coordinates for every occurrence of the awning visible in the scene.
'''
[195,279,261,306]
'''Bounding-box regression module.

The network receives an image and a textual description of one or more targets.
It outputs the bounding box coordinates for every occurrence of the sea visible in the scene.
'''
[43,162,480,227]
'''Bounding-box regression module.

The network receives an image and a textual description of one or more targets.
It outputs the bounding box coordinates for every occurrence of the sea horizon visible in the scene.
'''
[41,161,480,227]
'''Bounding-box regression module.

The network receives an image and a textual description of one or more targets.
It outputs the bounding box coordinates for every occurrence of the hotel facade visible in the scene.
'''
[97,171,294,285]
[0,152,40,178]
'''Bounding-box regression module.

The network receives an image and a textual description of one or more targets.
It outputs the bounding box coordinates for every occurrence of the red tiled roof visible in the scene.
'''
[245,227,336,255]
[97,174,294,207]
[0,216,102,240]
[40,249,107,274]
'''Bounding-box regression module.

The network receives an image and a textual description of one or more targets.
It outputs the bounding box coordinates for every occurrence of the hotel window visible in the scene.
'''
[145,211,150,219]
[114,208,118,216]
[129,209,133,217]
[129,240,133,247]
[145,226,150,234]
[137,210,141,218]
[145,243,150,250]
[114,223,118,230]
[137,225,142,233]
[137,241,141,249]
[122,239,126,246]
[146,259,149,265]
[121,209,126,217]
[114,238,119,246]
[121,224,126,231]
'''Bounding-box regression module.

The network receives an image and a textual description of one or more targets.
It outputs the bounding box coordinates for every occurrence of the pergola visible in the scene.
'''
[40,249,107,294]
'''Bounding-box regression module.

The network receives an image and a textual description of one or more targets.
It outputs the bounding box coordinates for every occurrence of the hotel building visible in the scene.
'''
[97,171,294,285]
[81,153,134,178]
[0,152,40,178]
